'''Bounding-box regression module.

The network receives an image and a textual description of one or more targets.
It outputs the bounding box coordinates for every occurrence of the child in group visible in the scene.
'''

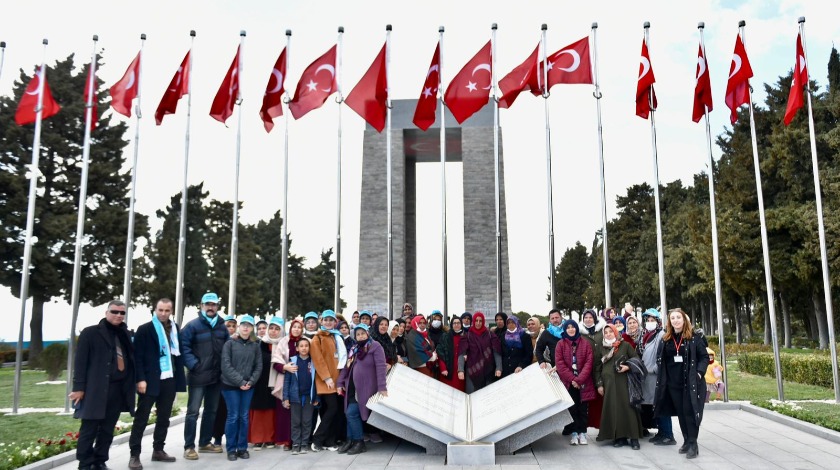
[282,337,319,455]
[704,347,725,402]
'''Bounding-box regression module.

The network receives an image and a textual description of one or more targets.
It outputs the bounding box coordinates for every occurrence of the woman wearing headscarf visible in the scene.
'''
[272,319,303,450]
[595,324,644,450]
[436,316,466,392]
[457,312,501,393]
[249,317,283,449]
[500,316,532,377]
[640,309,673,445]
[337,324,388,456]
[370,317,397,370]
[492,312,508,341]
[427,310,446,351]
[579,309,606,430]
[612,317,637,349]
[654,308,709,459]
[625,316,643,350]
[392,318,408,363]
[405,315,438,377]
[338,321,355,353]
[555,319,595,446]
[525,317,542,364]
[460,312,473,331]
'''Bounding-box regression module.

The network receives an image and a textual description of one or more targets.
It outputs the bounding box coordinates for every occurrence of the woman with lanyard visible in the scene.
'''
[554,319,595,446]
[271,319,303,451]
[500,315,532,378]
[595,323,643,450]
[436,316,466,391]
[457,312,501,393]
[654,308,709,459]
[405,315,438,377]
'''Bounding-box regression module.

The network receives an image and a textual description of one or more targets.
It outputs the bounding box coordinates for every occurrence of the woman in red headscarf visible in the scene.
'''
[457,312,501,393]
[270,319,303,450]
[405,315,437,377]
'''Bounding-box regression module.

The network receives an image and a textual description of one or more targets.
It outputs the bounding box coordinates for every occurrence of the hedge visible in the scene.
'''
[1,349,29,363]
[739,352,837,388]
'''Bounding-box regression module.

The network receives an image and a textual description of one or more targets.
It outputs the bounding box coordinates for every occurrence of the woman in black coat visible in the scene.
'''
[653,308,709,460]
[500,316,532,377]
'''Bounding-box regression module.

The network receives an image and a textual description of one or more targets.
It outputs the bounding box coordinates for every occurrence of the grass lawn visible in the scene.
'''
[723,360,835,401]
[0,369,71,409]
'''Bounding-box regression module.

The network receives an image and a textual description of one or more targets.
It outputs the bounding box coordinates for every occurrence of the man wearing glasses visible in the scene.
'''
[69,300,135,470]
[179,293,230,460]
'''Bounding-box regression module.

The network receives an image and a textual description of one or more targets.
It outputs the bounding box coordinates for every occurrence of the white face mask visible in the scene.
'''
[507,328,516,333]
[604,337,616,346]
[645,321,657,331]
[431,320,442,329]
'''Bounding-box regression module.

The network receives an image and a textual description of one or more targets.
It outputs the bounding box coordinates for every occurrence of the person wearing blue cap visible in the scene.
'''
[220,315,262,461]
[358,310,372,327]
[302,312,320,340]
[179,292,230,459]
[309,310,347,452]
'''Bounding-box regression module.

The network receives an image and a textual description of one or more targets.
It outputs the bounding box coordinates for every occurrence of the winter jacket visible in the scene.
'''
[640,329,664,404]
[625,356,647,408]
[72,319,136,420]
[653,330,709,421]
[310,330,340,395]
[179,314,230,386]
[133,319,186,397]
[500,331,534,377]
[221,335,262,388]
[337,341,388,421]
[282,356,317,404]
[554,337,596,402]
[535,328,562,367]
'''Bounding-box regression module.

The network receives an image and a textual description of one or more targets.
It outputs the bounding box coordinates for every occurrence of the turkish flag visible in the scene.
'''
[110,51,141,118]
[444,41,492,124]
[636,38,657,119]
[260,48,286,133]
[155,51,190,125]
[83,64,98,130]
[210,46,241,124]
[15,66,61,126]
[498,44,538,109]
[692,43,713,123]
[346,43,388,132]
[534,36,593,93]
[784,33,807,126]
[725,34,753,124]
[412,42,440,131]
[289,45,337,120]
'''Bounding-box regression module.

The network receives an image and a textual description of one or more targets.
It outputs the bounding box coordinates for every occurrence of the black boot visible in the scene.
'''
[347,440,366,455]
[337,440,353,454]
[687,442,699,459]
[678,441,690,454]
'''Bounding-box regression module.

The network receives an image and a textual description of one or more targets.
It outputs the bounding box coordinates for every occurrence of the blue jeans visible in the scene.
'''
[184,382,221,449]
[221,388,254,453]
[345,402,363,441]
[658,415,673,438]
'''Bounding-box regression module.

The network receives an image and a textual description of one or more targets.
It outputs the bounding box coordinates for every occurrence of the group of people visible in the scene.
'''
[69,295,714,470]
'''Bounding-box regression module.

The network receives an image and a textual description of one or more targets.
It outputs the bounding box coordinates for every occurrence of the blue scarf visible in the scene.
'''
[320,326,348,369]
[201,311,218,328]
[547,323,564,340]
[152,315,180,379]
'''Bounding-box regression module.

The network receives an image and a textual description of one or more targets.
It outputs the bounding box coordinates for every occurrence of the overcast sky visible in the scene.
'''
[2,0,838,341]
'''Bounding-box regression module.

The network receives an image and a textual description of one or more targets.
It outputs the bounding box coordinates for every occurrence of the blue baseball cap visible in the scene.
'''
[359,310,372,318]
[354,323,370,333]
[270,317,285,328]
[201,292,220,304]
[304,311,319,321]
[642,308,660,319]
[321,309,337,319]
[430,310,443,318]
[239,314,255,326]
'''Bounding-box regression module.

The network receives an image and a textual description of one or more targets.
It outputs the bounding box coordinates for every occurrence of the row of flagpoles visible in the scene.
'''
[7,18,839,414]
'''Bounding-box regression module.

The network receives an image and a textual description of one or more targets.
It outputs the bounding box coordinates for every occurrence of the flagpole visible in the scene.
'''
[228,30,246,317]
[123,33,145,318]
[438,26,448,322]
[280,29,292,321]
[491,23,503,313]
[63,35,98,414]
[799,17,840,402]
[699,22,728,402]
[12,38,49,415]
[0,41,6,86]
[643,22,667,314]
[175,30,196,325]
[591,22,611,308]
[385,25,395,319]
[335,26,344,316]
[741,20,784,400]
[540,24,556,309]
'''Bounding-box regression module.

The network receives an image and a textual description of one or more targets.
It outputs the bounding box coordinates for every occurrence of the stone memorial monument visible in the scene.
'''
[367,363,574,464]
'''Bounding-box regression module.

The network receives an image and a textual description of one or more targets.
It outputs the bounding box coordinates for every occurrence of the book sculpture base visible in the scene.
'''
[367,363,574,461]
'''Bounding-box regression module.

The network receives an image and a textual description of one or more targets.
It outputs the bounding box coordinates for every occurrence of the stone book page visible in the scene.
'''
[468,363,569,441]
[372,364,471,441]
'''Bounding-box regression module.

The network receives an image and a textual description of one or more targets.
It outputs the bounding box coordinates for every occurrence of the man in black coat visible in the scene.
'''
[128,299,187,469]
[70,301,135,470]
[535,309,564,368]
[179,292,230,459]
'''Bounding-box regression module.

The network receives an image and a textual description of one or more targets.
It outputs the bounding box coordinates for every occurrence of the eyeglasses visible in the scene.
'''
[109,309,127,316]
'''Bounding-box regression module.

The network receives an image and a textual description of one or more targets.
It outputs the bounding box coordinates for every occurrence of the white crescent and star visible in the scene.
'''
[266,68,284,95]
[169,67,183,92]
[639,56,651,80]
[471,63,492,90]
[696,57,706,83]
[556,50,581,72]
[799,55,807,73]
[25,71,42,95]
[314,64,336,92]
[729,54,742,79]
[426,64,439,78]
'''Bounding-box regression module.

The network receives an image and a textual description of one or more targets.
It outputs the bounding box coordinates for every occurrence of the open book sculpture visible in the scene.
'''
[367,362,574,455]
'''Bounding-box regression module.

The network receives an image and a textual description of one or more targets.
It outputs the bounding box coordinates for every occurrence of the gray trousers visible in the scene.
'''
[290,400,316,447]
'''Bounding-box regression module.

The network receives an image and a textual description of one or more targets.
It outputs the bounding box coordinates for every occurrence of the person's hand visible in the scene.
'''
[495,370,502,378]
[386,363,392,372]
[458,371,465,380]
[430,352,438,362]
[283,400,290,409]
[325,378,335,390]
[337,387,345,396]
[379,390,388,397]
[540,362,549,370]
[285,364,298,373]
[68,391,84,405]
[136,381,147,394]
[619,365,630,374]
[514,367,522,374]
[441,370,449,377]
[598,386,604,396]
[571,381,580,389]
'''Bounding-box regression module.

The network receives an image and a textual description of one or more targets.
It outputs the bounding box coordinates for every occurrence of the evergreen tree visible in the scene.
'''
[828,47,840,95]
[553,242,591,314]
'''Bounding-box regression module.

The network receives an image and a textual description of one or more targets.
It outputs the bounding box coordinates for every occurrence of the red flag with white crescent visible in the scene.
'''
[725,33,753,124]
[345,43,388,132]
[412,42,440,131]
[210,45,241,124]
[534,36,593,92]
[110,51,141,118]
[636,37,657,119]
[498,43,538,109]
[784,32,807,126]
[444,41,492,124]
[288,45,337,120]
[155,51,190,125]
[692,43,713,123]
[260,47,286,133]
[15,66,61,126]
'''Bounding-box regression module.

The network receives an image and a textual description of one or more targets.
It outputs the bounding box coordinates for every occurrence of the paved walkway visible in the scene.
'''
[47,408,840,469]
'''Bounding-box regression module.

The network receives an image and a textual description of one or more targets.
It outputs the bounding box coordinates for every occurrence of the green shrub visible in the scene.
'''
[1,349,29,363]
[739,352,837,388]
[39,343,67,380]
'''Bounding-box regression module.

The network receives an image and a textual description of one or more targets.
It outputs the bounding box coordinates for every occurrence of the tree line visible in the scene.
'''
[0,54,341,364]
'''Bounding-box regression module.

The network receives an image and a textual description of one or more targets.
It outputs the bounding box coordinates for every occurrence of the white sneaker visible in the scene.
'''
[578,433,588,445]
[570,432,579,445]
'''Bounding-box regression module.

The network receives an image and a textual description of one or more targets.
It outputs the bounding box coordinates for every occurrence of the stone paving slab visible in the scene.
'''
[34,409,840,469]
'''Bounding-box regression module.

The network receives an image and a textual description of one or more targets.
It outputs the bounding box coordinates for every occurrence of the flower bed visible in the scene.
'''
[0,432,79,470]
